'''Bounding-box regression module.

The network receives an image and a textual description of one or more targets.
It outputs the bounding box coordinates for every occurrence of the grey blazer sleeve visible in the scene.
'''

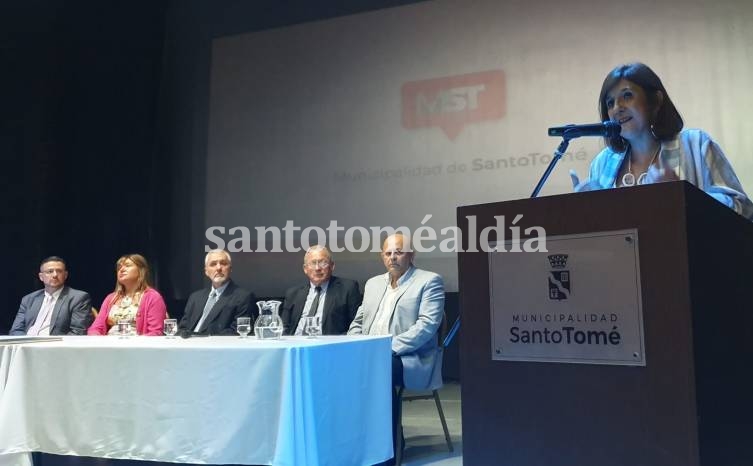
[10,295,33,335]
[347,275,385,336]
[348,300,367,336]
[67,290,93,335]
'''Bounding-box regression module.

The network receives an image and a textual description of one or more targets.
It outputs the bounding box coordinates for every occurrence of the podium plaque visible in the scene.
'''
[489,229,645,365]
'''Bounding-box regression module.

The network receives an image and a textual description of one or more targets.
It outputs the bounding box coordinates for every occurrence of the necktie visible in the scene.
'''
[306,286,322,317]
[28,294,54,336]
[194,290,218,332]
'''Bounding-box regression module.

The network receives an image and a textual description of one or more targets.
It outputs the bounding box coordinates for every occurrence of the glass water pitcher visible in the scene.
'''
[254,300,283,340]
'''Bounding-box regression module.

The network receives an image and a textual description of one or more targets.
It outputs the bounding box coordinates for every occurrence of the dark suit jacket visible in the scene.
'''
[178,280,256,336]
[281,276,361,335]
[10,286,93,335]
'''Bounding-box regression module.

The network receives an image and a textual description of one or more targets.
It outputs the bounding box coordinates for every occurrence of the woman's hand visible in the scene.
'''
[570,169,602,192]
[644,160,680,184]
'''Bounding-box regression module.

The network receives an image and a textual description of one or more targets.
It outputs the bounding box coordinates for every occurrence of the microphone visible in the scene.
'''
[548,121,621,139]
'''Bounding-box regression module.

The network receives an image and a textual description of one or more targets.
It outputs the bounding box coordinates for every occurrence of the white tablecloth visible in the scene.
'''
[0,335,392,465]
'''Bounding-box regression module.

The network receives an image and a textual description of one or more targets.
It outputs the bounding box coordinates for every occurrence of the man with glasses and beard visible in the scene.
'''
[10,256,93,336]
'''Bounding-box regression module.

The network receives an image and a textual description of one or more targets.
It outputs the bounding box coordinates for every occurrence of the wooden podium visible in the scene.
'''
[457,182,753,466]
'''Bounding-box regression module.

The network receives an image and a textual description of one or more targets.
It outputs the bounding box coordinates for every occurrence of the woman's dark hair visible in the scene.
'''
[598,63,683,152]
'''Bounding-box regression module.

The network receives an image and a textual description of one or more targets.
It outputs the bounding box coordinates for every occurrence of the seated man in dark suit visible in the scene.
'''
[10,256,93,336]
[281,246,361,335]
[178,249,255,336]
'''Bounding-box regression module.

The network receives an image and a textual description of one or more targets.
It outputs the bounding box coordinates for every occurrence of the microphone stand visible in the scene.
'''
[530,136,571,198]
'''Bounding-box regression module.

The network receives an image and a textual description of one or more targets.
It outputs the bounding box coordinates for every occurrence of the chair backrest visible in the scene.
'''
[442,316,460,349]
[437,311,448,345]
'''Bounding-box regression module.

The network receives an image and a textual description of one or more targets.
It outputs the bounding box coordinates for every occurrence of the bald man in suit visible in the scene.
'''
[348,234,445,466]
[10,256,93,336]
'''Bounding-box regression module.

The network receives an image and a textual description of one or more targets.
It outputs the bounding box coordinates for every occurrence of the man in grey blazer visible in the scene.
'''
[10,256,93,336]
[348,233,445,464]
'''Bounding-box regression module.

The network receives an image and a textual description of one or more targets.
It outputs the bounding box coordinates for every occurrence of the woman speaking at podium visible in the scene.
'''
[570,62,753,220]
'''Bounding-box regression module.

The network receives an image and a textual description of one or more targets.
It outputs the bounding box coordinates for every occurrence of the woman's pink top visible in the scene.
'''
[87,287,167,336]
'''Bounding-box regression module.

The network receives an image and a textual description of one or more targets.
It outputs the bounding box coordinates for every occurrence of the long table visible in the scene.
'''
[0,335,392,466]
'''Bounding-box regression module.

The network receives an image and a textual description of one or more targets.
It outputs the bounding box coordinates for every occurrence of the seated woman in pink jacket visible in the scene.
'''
[88,254,167,336]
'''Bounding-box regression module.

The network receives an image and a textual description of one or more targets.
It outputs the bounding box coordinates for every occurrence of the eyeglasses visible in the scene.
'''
[40,268,65,275]
[305,260,331,269]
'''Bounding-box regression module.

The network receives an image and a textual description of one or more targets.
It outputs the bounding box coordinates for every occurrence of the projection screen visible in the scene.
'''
[206,0,753,295]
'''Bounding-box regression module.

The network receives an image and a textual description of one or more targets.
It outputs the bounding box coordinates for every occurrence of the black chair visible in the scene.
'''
[395,315,460,464]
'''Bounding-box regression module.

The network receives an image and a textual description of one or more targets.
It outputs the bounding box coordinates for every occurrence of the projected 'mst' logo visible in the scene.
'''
[401,70,506,140]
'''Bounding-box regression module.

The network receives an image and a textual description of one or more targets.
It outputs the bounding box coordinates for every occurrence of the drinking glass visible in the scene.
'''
[237,317,251,338]
[117,320,132,339]
[163,318,178,338]
[304,316,322,338]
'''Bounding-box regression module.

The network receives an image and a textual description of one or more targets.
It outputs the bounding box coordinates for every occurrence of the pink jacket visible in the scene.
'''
[87,287,167,336]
